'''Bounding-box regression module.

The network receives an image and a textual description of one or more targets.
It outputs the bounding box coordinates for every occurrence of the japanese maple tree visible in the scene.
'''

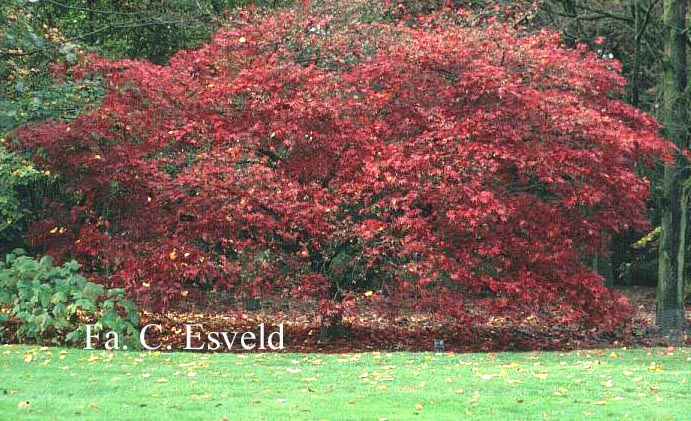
[13,1,672,335]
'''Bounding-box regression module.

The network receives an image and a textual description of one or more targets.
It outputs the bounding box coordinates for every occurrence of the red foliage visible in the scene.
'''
[13,3,672,333]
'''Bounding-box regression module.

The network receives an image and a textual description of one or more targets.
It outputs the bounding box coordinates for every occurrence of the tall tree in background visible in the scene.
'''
[657,0,688,331]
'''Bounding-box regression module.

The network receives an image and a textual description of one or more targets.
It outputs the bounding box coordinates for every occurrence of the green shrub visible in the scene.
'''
[0,249,139,346]
[0,147,52,249]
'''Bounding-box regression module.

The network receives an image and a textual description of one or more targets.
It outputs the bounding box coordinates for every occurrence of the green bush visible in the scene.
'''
[0,249,139,346]
[0,147,52,250]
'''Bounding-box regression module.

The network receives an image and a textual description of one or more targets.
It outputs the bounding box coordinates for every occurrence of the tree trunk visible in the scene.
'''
[592,250,615,287]
[631,0,642,106]
[657,0,688,332]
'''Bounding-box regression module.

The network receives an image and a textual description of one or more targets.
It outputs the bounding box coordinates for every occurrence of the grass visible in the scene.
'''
[0,345,689,420]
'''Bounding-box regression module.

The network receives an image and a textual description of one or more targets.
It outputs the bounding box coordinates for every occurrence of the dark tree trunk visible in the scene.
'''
[657,0,688,332]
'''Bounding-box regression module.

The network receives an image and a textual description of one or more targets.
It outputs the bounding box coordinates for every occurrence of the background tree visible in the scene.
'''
[657,0,688,331]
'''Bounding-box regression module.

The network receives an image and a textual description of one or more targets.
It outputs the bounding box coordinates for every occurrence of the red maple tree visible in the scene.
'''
[13,3,672,334]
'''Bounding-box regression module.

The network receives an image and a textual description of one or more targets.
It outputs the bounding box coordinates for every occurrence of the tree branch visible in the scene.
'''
[43,0,142,16]
[0,15,206,60]
[636,0,661,42]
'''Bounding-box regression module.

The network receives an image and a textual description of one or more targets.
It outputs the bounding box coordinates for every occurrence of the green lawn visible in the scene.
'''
[0,345,689,420]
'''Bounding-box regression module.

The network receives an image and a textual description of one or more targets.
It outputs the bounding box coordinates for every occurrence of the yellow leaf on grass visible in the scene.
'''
[415,402,424,411]
[648,363,664,371]
[532,372,549,380]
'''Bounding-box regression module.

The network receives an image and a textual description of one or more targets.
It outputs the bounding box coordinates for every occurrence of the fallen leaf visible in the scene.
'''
[532,372,549,380]
[648,363,664,371]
